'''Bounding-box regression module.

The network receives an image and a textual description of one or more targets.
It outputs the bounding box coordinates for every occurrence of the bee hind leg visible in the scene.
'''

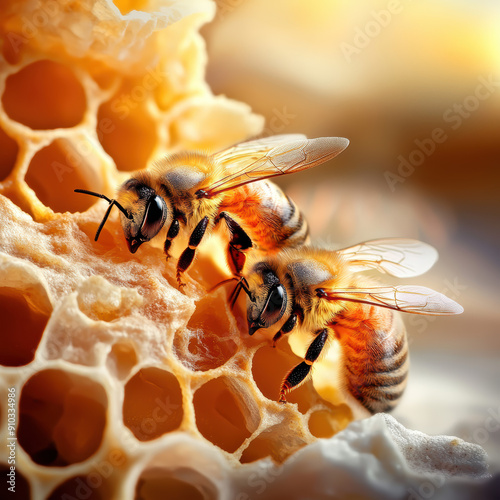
[279,328,328,403]
[216,212,253,276]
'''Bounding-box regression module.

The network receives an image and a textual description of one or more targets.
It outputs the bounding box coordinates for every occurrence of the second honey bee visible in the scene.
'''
[75,134,348,285]
[234,239,463,413]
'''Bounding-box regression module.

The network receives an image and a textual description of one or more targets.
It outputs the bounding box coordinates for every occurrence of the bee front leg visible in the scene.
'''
[216,212,253,276]
[164,211,186,260]
[279,328,329,403]
[176,216,209,287]
[164,219,180,260]
[272,308,303,347]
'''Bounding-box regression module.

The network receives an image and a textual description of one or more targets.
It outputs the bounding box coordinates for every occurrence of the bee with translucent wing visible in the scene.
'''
[237,239,463,413]
[75,135,348,286]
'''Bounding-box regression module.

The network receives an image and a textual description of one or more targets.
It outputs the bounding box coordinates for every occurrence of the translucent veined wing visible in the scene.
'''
[338,239,438,278]
[318,285,463,315]
[214,134,307,164]
[201,135,349,197]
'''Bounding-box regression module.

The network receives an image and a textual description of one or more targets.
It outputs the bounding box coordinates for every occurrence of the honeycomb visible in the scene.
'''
[0,1,492,499]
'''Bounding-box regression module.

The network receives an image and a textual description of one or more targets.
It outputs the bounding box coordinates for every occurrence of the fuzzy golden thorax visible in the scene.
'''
[153,151,223,226]
[245,247,356,338]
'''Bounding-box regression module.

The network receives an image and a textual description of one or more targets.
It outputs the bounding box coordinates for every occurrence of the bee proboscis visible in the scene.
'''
[235,239,463,413]
[75,134,349,285]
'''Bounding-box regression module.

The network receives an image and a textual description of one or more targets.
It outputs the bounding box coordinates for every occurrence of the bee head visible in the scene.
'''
[117,179,168,253]
[246,263,288,336]
[74,177,168,253]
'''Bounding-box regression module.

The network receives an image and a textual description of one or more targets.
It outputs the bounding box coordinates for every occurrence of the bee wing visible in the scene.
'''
[203,135,349,197]
[338,239,438,278]
[321,285,463,315]
[214,134,308,162]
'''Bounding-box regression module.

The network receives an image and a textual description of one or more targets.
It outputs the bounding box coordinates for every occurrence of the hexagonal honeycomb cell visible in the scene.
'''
[0,286,49,367]
[2,60,87,130]
[173,291,239,371]
[123,367,184,441]
[97,82,159,172]
[193,376,259,454]
[18,369,107,466]
[0,1,490,498]
[25,138,103,214]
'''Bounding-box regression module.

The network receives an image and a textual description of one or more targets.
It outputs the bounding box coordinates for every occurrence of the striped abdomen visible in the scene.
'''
[335,305,409,414]
[219,180,309,252]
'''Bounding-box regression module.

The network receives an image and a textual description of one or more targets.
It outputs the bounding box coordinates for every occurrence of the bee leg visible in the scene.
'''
[164,219,180,260]
[272,309,302,347]
[216,212,253,276]
[176,216,209,287]
[279,328,328,403]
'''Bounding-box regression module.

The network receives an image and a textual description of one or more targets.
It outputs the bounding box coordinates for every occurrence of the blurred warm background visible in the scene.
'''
[202,0,500,469]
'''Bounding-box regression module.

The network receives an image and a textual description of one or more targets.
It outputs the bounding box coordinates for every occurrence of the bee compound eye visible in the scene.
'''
[262,284,286,326]
[140,195,166,240]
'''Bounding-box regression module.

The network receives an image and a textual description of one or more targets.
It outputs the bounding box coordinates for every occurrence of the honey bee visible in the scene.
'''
[234,239,463,413]
[75,135,348,285]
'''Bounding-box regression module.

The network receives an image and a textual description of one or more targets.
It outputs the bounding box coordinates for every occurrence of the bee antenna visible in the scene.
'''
[74,189,133,242]
[207,276,253,308]
[230,277,253,309]
[229,281,242,309]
